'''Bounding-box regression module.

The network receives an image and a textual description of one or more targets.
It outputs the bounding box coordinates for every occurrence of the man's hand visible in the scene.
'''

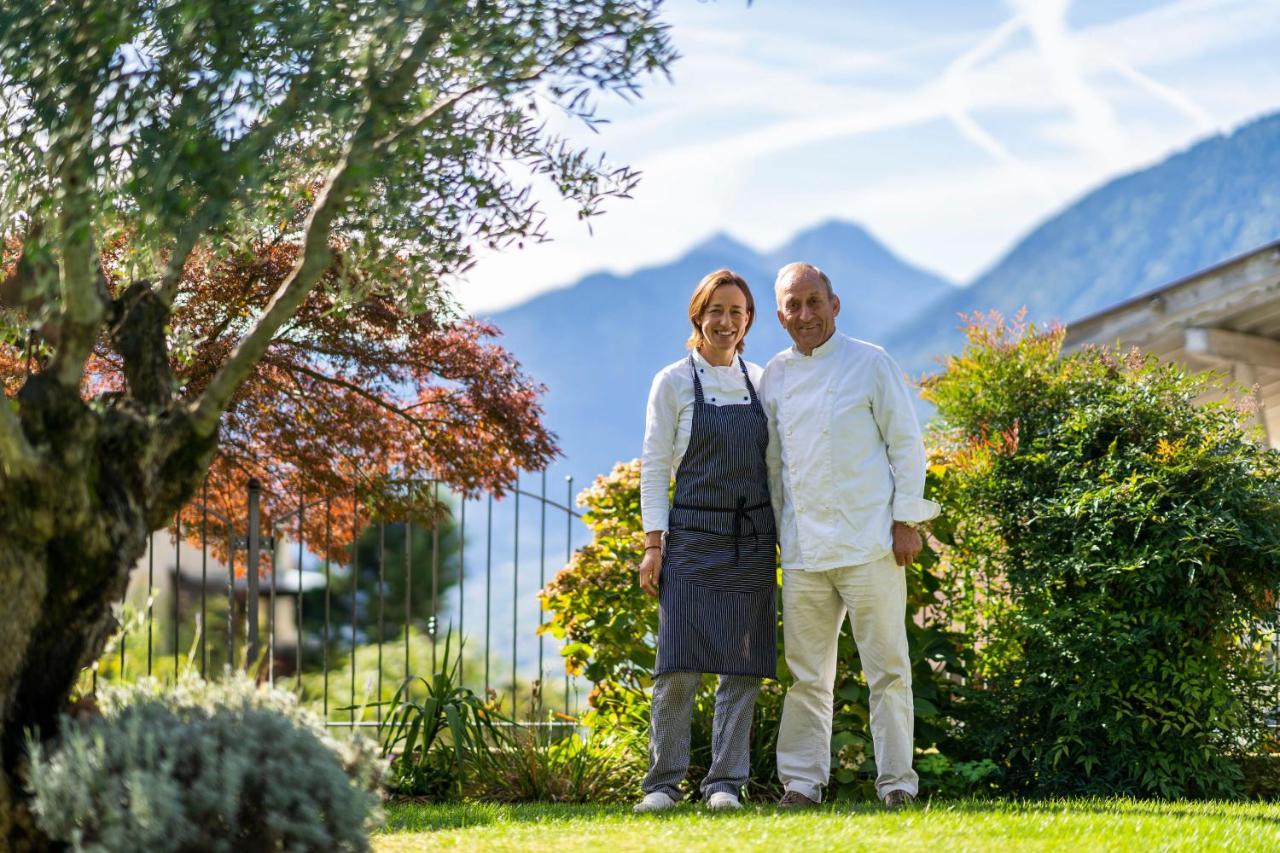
[638,548,662,597]
[891,521,922,567]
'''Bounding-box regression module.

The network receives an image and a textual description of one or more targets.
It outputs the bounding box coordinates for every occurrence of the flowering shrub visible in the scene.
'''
[924,313,1280,798]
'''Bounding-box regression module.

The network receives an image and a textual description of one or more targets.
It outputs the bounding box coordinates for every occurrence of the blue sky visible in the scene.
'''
[459,0,1280,313]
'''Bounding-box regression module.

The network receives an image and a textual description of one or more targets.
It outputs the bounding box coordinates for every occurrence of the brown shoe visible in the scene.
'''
[778,790,819,809]
[882,790,915,808]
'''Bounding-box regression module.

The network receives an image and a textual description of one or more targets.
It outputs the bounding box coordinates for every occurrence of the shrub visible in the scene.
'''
[466,726,646,803]
[540,460,966,801]
[924,313,1280,798]
[26,672,383,852]
[915,752,1002,799]
[375,634,508,799]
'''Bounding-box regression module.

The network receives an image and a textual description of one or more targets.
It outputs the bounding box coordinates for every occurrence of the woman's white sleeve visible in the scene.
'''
[640,369,678,533]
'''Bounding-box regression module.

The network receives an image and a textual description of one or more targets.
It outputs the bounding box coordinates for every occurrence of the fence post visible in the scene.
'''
[246,477,262,670]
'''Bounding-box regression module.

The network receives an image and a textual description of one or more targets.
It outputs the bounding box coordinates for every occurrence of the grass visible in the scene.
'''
[374,798,1280,852]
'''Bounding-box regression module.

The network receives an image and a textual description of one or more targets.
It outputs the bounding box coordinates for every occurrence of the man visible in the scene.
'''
[761,262,939,808]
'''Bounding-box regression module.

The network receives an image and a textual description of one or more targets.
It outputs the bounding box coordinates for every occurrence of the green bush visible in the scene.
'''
[466,726,646,803]
[924,314,1280,798]
[915,751,1002,798]
[27,672,383,852]
[539,460,967,801]
[375,634,508,799]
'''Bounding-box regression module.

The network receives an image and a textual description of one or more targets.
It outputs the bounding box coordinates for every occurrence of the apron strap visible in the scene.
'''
[688,355,706,405]
[670,498,768,569]
[737,356,761,407]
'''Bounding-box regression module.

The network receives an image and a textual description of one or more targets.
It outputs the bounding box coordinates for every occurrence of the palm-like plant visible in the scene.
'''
[373,633,508,798]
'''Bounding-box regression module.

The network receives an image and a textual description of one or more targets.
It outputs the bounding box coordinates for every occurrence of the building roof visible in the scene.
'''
[1063,239,1280,445]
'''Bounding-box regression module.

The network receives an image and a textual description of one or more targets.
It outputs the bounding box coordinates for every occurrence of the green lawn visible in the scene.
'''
[375,798,1280,852]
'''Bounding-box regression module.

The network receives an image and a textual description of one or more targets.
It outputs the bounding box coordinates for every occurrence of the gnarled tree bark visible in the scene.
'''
[0,284,216,850]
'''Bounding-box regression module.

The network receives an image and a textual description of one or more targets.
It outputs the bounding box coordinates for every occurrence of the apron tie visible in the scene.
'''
[671,498,767,569]
[731,495,759,569]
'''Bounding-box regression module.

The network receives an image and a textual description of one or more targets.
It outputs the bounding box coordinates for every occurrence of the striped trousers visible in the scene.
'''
[641,671,760,800]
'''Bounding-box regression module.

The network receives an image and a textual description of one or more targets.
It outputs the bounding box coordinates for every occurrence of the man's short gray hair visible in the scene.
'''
[774,262,834,306]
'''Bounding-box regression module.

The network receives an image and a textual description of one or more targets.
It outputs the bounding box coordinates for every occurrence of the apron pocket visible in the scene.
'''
[664,529,777,594]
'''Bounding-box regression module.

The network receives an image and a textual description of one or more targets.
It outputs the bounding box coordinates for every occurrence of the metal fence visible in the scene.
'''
[92,470,591,731]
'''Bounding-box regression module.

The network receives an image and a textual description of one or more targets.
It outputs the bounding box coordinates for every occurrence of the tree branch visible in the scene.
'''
[372,39,587,153]
[182,23,585,442]
[0,222,54,315]
[154,44,328,307]
[161,12,451,314]
[184,128,373,437]
[286,362,414,417]
[48,144,106,390]
[109,281,175,409]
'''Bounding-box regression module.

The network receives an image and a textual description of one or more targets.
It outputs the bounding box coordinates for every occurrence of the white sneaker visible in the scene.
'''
[633,791,678,813]
[705,791,742,811]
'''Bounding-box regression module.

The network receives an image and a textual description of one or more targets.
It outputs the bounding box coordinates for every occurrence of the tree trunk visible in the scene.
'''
[0,361,217,847]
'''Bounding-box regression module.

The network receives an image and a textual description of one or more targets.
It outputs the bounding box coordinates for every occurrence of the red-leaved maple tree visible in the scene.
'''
[1,237,556,563]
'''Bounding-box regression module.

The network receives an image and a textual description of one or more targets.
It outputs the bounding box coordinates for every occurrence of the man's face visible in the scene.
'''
[776,271,840,355]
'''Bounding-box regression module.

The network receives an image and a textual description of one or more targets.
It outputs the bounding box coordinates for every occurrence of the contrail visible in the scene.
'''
[940,12,1059,200]
[1105,58,1221,135]
[1011,0,1124,158]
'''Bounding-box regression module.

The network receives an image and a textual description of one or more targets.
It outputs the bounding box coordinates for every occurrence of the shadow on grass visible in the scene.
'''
[885,797,1280,828]
[381,801,633,832]
[941,797,1280,826]
[380,796,1280,834]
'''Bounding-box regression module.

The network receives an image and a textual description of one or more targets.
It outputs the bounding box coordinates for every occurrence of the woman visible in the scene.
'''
[634,268,778,813]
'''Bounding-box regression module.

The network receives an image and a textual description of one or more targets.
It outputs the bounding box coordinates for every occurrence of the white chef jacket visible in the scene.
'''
[762,331,939,571]
[640,349,765,533]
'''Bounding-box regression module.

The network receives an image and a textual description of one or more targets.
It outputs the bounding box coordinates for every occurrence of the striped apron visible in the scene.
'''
[655,355,778,679]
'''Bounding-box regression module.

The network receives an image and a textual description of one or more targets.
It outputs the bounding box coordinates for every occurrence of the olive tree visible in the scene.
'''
[0,1,673,843]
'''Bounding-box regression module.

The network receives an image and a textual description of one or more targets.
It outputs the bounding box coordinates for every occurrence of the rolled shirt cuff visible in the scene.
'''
[640,514,669,534]
[892,495,941,524]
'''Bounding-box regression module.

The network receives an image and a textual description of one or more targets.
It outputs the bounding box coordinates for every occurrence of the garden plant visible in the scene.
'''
[373,634,507,800]
[924,313,1280,798]
[27,672,383,852]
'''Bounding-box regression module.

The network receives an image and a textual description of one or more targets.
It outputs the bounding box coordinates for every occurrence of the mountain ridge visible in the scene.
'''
[487,220,954,483]
[887,112,1280,374]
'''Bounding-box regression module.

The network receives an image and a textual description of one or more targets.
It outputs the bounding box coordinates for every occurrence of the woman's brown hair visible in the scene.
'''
[686,268,755,353]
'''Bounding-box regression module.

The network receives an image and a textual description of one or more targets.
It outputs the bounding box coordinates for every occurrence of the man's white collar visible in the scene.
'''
[791,331,841,359]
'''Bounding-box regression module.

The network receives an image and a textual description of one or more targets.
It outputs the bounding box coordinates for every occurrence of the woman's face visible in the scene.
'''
[698,283,750,359]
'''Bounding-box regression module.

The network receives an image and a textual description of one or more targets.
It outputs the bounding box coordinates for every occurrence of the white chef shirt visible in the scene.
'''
[762,331,939,571]
[640,349,765,533]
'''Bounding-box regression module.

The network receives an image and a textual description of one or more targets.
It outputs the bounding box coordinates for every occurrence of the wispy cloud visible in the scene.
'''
[1015,0,1125,156]
[939,10,1060,199]
[458,0,1280,314]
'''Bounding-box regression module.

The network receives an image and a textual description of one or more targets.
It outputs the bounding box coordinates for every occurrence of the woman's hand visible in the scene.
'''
[638,547,662,597]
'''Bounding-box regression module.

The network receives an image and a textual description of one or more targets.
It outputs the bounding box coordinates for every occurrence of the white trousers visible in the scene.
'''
[776,554,918,801]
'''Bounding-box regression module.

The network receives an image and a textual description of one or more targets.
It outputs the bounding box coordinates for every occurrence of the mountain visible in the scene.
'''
[886,112,1280,375]
[487,221,955,484]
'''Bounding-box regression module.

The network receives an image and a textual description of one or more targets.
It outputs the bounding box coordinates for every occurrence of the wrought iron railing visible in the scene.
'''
[91,470,590,732]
